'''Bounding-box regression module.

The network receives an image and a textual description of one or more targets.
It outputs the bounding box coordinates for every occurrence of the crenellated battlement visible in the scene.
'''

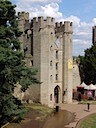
[18,11,72,34]
[55,21,73,33]
[31,16,72,34]
[31,16,55,29]
[18,11,29,21]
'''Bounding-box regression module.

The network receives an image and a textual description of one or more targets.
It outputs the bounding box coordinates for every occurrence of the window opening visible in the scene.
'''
[56,51,58,59]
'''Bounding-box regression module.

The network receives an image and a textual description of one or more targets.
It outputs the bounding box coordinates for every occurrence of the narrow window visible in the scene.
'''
[56,74,58,81]
[56,63,58,70]
[56,50,58,59]
[50,60,52,66]
[31,60,33,66]
[50,45,53,51]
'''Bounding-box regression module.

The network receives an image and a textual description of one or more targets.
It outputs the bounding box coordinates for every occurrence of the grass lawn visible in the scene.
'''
[3,103,54,128]
[79,113,96,128]
[26,103,54,121]
[79,100,96,105]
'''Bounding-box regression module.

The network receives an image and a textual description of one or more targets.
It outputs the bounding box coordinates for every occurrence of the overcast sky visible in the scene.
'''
[11,0,96,56]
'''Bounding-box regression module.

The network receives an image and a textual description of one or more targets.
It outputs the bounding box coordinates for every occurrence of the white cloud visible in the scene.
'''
[17,0,61,3]
[64,15,81,27]
[15,0,96,56]
[92,18,96,24]
[64,16,93,56]
[16,2,62,20]
[74,39,87,45]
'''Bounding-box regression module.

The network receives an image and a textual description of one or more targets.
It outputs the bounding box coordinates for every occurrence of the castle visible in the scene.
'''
[17,11,79,107]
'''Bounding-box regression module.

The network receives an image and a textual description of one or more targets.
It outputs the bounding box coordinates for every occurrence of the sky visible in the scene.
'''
[11,0,96,56]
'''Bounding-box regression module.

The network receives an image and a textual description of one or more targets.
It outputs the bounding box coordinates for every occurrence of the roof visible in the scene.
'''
[84,84,96,90]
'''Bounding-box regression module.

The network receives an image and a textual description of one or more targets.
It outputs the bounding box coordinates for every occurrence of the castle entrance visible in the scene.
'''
[54,86,60,103]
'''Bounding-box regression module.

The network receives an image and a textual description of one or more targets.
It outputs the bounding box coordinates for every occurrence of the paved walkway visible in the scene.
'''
[60,103,96,128]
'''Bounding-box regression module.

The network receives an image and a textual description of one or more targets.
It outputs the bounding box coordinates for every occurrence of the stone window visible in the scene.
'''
[56,63,58,70]
[50,60,52,66]
[50,45,53,51]
[56,74,58,81]
[51,32,53,34]
[31,60,33,66]
[56,50,58,59]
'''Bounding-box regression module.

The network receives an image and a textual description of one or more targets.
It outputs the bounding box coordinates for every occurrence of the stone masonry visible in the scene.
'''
[17,11,74,107]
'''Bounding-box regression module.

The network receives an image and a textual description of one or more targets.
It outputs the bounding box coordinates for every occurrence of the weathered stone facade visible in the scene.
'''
[92,26,96,44]
[73,57,81,90]
[17,11,73,107]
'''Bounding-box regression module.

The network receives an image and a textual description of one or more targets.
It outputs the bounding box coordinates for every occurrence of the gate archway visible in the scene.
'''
[54,86,60,103]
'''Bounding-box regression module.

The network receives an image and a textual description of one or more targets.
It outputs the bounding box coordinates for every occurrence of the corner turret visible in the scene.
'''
[18,11,29,21]
[31,17,55,31]
[55,21,73,34]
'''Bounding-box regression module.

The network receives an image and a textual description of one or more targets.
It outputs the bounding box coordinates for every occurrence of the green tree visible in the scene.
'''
[78,55,85,83]
[0,0,40,127]
[79,43,96,85]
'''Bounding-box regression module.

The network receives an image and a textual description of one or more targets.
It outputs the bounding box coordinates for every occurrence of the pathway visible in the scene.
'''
[60,103,96,128]
[43,102,96,128]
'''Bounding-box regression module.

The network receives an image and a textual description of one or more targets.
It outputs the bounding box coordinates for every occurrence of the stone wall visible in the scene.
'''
[17,12,73,107]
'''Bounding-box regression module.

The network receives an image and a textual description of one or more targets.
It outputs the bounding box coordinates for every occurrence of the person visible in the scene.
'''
[87,91,92,100]
[78,92,81,101]
[87,103,90,111]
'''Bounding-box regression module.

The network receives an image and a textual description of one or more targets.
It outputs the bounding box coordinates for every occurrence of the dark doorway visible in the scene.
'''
[54,86,60,103]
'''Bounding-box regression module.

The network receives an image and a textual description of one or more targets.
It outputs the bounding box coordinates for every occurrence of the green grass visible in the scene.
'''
[3,103,54,128]
[26,103,54,121]
[79,100,96,104]
[80,113,96,128]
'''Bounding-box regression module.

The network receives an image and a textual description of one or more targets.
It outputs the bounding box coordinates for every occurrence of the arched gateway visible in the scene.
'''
[54,86,60,103]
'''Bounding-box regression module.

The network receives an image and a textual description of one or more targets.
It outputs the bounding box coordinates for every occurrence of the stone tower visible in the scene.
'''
[18,12,32,66]
[62,22,73,103]
[92,26,96,45]
[18,12,73,107]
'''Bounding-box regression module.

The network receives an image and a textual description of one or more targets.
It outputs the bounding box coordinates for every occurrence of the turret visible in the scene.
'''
[18,12,30,52]
[18,11,29,21]
[31,17,55,31]
[55,21,73,33]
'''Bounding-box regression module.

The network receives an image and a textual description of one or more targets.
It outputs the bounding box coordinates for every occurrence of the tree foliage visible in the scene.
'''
[79,43,96,85]
[0,0,40,127]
